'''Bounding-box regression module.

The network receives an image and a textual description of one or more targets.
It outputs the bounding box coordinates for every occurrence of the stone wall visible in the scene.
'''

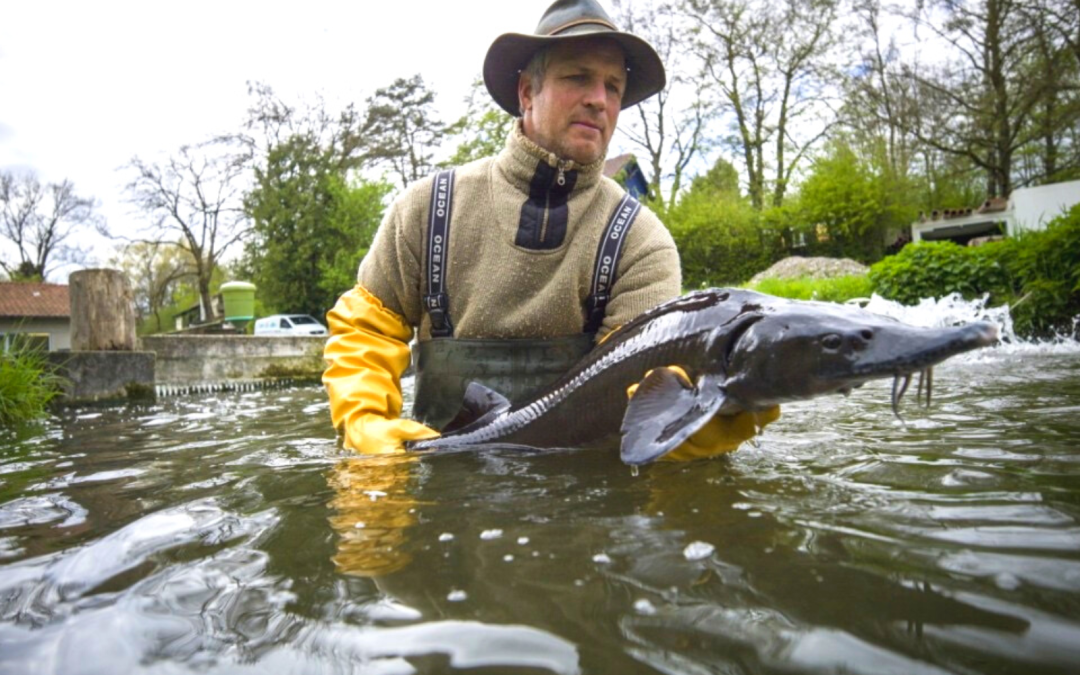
[141,335,326,385]
[46,351,156,403]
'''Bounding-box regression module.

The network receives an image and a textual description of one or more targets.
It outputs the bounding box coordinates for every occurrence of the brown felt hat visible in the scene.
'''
[483,0,667,116]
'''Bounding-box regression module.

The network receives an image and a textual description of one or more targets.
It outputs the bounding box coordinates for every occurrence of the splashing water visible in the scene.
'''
[860,292,1080,355]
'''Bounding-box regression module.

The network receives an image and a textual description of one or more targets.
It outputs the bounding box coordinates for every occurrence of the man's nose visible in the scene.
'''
[582,80,608,109]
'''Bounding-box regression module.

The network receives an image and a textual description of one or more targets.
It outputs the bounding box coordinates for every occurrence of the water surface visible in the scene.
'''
[1,343,1078,674]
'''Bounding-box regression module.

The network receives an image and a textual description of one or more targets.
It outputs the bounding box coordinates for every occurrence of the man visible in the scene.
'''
[323,0,776,456]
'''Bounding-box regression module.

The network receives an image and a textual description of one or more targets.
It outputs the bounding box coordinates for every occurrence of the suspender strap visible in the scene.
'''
[425,170,455,338]
[584,193,642,334]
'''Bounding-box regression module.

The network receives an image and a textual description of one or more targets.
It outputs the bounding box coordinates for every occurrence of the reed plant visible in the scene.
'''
[0,345,64,426]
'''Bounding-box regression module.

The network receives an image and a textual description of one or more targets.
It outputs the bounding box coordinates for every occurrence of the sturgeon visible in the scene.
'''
[408,288,998,464]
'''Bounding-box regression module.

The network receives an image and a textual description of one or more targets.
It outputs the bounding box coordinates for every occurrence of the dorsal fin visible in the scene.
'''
[440,382,512,433]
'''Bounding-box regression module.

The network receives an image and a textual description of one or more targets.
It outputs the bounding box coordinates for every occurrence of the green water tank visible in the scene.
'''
[220,281,257,322]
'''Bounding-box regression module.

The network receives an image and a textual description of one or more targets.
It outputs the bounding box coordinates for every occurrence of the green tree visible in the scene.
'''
[243,134,392,317]
[443,78,515,166]
[316,177,394,303]
[362,75,445,187]
[662,166,783,287]
[687,156,741,199]
[792,138,919,261]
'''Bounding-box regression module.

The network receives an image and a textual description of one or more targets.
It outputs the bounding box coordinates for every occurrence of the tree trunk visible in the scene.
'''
[69,268,137,351]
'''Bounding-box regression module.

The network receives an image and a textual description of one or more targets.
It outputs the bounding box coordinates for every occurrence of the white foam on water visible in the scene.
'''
[858,293,1080,357]
[683,541,716,561]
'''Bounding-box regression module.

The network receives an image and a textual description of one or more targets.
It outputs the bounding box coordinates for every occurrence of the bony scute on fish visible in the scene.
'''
[408,288,999,465]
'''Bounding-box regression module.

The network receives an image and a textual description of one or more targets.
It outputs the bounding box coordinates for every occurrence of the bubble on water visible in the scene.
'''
[353,522,366,529]
[592,553,612,564]
[517,536,530,545]
[364,490,387,501]
[503,554,514,562]
[995,572,1022,590]
[438,533,454,542]
[634,599,657,615]
[480,529,503,540]
[447,589,467,602]
[683,541,715,561]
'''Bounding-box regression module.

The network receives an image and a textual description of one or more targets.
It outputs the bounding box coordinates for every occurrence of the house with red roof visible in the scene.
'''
[0,282,71,351]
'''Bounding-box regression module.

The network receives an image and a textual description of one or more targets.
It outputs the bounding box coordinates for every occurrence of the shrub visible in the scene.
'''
[1006,204,1080,336]
[868,203,1080,338]
[747,275,874,303]
[868,240,1013,306]
[662,194,784,289]
[0,346,65,425]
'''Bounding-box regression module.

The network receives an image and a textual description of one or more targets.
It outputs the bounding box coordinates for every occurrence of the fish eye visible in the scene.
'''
[822,334,842,350]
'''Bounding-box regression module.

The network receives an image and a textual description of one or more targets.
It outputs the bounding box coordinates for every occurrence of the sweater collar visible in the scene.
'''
[498,121,605,195]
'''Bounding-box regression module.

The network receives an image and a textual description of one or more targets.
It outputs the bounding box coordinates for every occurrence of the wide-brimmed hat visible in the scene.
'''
[483,0,667,116]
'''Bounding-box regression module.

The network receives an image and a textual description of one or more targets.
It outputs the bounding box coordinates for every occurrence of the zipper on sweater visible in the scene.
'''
[540,158,574,244]
[555,158,572,187]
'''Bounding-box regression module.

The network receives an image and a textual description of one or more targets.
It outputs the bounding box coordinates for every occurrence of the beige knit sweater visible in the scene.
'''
[358,124,681,341]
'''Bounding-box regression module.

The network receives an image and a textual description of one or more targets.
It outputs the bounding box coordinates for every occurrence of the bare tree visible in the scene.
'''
[110,240,191,332]
[613,1,715,208]
[0,170,100,281]
[686,0,844,210]
[1019,0,1080,183]
[124,143,248,323]
[845,0,922,178]
[226,81,366,175]
[893,0,1068,196]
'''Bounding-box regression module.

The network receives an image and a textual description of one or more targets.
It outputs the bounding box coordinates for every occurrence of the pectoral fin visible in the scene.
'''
[620,369,728,465]
[441,382,512,433]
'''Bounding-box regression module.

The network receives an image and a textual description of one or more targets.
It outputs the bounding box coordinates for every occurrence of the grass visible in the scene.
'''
[744,274,874,303]
[0,347,65,426]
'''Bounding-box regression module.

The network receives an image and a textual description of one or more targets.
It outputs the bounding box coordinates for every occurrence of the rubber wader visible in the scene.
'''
[411,334,594,430]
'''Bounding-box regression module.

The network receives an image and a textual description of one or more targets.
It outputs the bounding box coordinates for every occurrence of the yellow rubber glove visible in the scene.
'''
[323,285,439,454]
[626,366,780,462]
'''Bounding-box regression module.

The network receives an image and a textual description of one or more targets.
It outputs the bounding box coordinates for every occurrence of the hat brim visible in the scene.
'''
[483,29,666,116]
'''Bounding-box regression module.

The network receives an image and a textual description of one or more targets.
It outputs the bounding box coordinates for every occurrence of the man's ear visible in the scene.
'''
[517,73,533,116]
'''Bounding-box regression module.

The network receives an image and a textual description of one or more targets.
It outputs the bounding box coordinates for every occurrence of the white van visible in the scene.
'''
[253,314,328,336]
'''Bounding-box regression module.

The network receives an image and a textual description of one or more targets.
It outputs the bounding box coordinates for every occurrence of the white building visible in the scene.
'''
[911,179,1080,244]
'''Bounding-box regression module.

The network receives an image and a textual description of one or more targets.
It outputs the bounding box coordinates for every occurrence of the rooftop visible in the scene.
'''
[0,282,70,318]
[603,153,636,178]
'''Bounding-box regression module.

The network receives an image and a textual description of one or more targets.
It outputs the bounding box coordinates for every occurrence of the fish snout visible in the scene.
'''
[970,321,1000,346]
[821,328,876,353]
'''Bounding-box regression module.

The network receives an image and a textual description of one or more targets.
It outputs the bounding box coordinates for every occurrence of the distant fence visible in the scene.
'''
[141,335,327,394]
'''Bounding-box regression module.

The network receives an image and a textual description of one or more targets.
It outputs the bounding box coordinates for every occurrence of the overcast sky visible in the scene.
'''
[0,1,559,279]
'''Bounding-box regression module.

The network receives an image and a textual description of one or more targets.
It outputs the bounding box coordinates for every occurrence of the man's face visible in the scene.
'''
[519,38,626,165]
